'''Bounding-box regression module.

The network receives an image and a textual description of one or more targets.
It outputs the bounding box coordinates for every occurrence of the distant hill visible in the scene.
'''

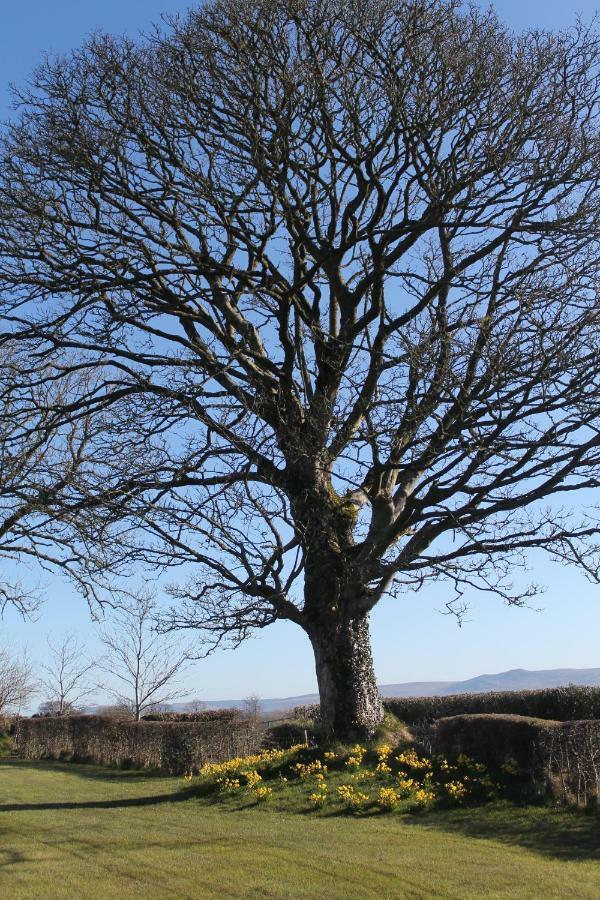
[169,666,600,715]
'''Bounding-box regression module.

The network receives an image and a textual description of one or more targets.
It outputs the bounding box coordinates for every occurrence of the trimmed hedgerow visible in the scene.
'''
[13,715,263,774]
[384,685,600,724]
[142,709,241,723]
[431,714,600,806]
[432,714,557,778]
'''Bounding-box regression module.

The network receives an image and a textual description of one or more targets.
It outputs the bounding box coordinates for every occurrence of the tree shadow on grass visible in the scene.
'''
[0,788,195,813]
[0,758,168,783]
[0,758,196,812]
[0,848,28,868]
[410,802,600,863]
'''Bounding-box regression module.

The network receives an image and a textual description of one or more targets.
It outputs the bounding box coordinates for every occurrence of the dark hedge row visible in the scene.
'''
[13,715,263,774]
[432,714,600,806]
[141,709,240,723]
[384,685,600,724]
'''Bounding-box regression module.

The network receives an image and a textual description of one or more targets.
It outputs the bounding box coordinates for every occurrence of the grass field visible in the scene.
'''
[0,758,599,898]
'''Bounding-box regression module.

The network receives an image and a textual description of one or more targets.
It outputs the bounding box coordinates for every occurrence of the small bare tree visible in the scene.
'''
[97,593,193,720]
[0,646,36,714]
[242,693,262,722]
[39,633,95,716]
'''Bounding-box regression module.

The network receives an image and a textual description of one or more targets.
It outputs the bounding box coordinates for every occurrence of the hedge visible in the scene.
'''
[432,714,600,806]
[141,709,241,723]
[383,685,600,724]
[13,715,264,774]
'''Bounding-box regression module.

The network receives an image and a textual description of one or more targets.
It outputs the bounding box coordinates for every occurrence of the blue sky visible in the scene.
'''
[1,1,599,704]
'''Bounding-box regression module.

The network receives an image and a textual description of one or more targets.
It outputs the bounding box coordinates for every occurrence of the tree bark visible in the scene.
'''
[308,614,383,741]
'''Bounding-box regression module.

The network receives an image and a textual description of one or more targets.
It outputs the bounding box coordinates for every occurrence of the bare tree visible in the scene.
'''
[242,693,262,722]
[39,633,96,716]
[0,646,36,715]
[97,593,193,720]
[2,0,600,737]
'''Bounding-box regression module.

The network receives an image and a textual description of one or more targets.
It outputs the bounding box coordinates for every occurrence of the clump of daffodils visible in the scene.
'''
[218,776,241,793]
[395,749,432,772]
[345,744,366,769]
[337,784,369,809]
[244,770,262,788]
[396,777,418,797]
[198,744,307,781]
[292,759,327,779]
[375,743,393,775]
[445,780,467,802]
[309,773,329,806]
[414,788,436,807]
[378,787,401,810]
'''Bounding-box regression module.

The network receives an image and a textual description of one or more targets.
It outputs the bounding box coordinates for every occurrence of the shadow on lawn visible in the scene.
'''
[413,803,600,863]
[0,789,194,813]
[0,758,165,783]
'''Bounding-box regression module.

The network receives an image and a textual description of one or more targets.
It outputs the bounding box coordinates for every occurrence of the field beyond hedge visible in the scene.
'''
[1,760,599,899]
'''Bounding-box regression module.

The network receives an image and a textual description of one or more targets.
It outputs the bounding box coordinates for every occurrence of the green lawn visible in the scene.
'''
[0,759,598,899]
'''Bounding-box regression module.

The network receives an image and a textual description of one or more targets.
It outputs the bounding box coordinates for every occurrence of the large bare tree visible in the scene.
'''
[1,0,600,737]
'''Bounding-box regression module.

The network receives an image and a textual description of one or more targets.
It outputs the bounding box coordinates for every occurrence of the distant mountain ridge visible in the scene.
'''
[173,666,600,714]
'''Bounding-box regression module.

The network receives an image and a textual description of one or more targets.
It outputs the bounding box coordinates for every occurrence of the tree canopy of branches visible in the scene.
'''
[97,593,192,720]
[39,633,96,716]
[2,0,600,737]
[0,352,102,616]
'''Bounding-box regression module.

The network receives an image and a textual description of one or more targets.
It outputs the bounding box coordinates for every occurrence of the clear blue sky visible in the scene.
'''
[1,1,599,704]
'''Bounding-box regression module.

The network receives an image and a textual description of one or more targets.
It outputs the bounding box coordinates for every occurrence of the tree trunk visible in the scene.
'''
[308,614,383,741]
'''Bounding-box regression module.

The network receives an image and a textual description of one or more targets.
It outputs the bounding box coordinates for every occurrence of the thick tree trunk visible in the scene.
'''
[308,614,383,741]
